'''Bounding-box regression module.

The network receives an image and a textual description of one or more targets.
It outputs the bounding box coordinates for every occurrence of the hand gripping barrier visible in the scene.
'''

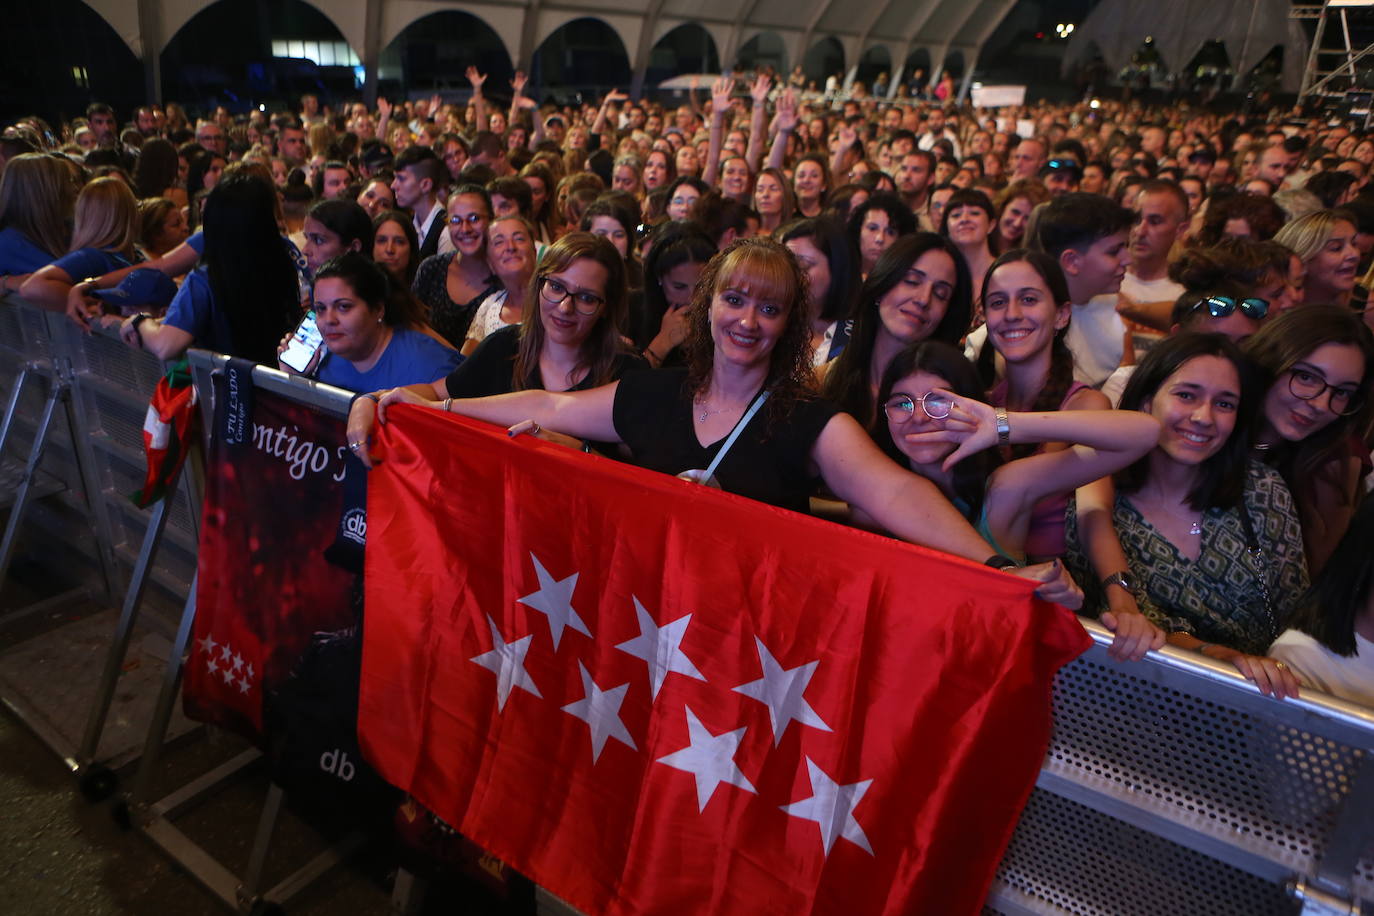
[1,293,1371,915]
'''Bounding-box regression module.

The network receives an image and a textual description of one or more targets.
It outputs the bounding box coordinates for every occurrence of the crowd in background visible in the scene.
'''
[3,69,1374,711]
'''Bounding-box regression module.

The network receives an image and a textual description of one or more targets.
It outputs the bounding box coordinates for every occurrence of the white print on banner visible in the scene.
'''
[250,422,349,481]
[198,632,255,696]
[470,551,875,858]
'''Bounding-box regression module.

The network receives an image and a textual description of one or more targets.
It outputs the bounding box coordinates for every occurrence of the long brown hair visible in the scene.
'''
[513,232,628,391]
[69,176,138,256]
[0,153,76,258]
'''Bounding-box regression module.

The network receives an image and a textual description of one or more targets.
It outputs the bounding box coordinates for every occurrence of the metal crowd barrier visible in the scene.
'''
[0,293,200,783]
[0,293,1370,915]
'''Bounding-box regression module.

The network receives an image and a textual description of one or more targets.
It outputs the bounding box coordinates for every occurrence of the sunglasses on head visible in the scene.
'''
[1045,158,1080,172]
[1190,295,1268,320]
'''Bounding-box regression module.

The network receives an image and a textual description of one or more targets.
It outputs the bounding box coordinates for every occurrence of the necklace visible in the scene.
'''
[1139,488,1203,536]
[696,398,732,423]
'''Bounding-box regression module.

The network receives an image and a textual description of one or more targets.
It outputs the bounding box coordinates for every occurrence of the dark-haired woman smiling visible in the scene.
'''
[1066,332,1309,697]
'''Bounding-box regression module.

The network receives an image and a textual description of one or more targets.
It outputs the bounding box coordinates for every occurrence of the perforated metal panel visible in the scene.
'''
[988,638,1374,915]
[991,790,1300,916]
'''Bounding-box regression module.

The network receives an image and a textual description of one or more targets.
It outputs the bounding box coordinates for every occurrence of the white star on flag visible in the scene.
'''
[219,643,233,664]
[221,666,235,686]
[198,633,218,656]
[206,657,218,678]
[615,598,705,698]
[780,757,874,856]
[732,637,832,744]
[470,615,542,711]
[518,553,591,649]
[562,661,636,762]
[238,677,251,694]
[656,706,756,812]
[245,663,254,680]
[231,653,244,673]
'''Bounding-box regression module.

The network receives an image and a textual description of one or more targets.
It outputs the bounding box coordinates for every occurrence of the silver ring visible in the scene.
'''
[531,423,540,435]
[347,441,363,452]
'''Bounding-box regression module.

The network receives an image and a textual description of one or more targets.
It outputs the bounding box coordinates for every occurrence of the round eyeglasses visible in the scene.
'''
[1287,367,1363,416]
[882,391,954,423]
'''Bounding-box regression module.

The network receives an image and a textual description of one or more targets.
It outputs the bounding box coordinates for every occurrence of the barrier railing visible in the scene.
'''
[0,292,1370,915]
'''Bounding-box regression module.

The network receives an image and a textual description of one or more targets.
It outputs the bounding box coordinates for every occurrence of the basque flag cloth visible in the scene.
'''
[357,406,1090,916]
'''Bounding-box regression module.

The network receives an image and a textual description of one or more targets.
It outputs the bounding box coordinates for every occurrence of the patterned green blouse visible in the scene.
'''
[1065,461,1310,656]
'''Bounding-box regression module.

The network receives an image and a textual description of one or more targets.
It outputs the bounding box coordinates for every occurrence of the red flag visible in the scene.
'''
[358,405,1089,916]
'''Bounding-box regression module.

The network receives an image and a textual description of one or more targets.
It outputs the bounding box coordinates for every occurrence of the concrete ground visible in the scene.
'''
[0,558,524,916]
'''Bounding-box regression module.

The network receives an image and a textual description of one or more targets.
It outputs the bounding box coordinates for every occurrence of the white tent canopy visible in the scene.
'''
[1062,0,1308,92]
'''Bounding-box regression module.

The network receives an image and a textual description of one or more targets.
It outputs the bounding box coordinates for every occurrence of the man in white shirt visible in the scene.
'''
[1117,181,1189,347]
[1033,193,1134,387]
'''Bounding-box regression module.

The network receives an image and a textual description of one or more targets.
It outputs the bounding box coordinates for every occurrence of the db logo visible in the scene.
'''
[341,508,366,545]
[319,748,356,782]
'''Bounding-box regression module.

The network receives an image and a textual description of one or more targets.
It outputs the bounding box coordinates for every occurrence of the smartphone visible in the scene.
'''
[280,310,324,373]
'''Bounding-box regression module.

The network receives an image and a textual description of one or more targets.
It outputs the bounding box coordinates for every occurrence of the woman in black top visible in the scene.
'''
[349,232,643,452]
[351,237,1082,605]
[411,184,498,343]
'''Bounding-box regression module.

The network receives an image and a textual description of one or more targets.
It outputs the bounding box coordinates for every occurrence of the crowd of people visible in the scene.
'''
[3,70,1374,709]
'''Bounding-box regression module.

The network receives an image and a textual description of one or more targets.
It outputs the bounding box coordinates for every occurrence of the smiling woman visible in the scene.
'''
[1065,332,1310,698]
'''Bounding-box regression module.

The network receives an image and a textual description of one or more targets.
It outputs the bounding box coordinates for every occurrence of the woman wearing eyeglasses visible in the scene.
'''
[1244,306,1374,575]
[462,215,537,356]
[412,184,498,345]
[348,233,643,453]
[872,340,1157,564]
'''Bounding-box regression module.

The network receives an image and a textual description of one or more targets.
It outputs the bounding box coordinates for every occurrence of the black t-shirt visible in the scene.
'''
[611,367,839,513]
[443,325,646,397]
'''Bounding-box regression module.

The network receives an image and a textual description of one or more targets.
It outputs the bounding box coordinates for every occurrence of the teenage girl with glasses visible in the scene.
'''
[1244,305,1374,575]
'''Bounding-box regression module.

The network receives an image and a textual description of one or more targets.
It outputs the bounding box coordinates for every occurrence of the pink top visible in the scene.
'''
[989,379,1092,560]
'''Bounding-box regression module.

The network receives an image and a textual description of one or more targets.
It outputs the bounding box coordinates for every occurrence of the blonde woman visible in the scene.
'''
[22,176,139,321]
[1274,209,1360,308]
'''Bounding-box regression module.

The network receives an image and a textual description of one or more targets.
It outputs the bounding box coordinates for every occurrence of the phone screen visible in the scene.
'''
[280,310,324,373]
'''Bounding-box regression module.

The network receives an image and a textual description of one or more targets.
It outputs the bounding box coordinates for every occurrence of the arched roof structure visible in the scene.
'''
[78,0,1021,103]
[1063,0,1308,93]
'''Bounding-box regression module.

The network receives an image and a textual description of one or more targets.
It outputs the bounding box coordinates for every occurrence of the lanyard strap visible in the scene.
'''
[702,390,770,482]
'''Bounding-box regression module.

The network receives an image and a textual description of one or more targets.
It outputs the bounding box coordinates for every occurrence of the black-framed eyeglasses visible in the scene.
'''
[1190,296,1268,321]
[539,276,605,316]
[882,391,953,423]
[1288,367,1363,416]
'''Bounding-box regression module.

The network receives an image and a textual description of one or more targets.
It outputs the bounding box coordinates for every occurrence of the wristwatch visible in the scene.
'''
[1101,571,1138,594]
[994,406,1011,445]
[984,554,1018,571]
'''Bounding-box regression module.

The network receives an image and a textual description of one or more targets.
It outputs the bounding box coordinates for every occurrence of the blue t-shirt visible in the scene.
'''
[162,267,235,354]
[50,247,131,281]
[0,226,57,276]
[315,326,462,393]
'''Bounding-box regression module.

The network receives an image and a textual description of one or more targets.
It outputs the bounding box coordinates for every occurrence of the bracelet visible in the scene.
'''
[994,406,1011,445]
[644,346,663,364]
[442,396,453,412]
[363,392,380,403]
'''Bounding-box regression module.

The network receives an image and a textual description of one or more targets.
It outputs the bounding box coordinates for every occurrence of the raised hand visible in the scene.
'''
[750,73,772,102]
[511,70,528,96]
[775,89,799,132]
[466,66,487,92]
[711,77,735,114]
[376,96,392,122]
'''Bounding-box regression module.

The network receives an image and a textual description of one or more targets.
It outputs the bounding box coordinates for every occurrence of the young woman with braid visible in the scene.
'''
[977,249,1165,660]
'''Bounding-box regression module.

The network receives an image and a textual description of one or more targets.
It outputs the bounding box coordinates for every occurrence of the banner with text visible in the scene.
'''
[358,406,1091,916]
[182,368,357,740]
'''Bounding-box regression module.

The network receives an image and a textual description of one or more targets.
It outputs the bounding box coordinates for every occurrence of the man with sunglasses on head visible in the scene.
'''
[1040,157,1081,197]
